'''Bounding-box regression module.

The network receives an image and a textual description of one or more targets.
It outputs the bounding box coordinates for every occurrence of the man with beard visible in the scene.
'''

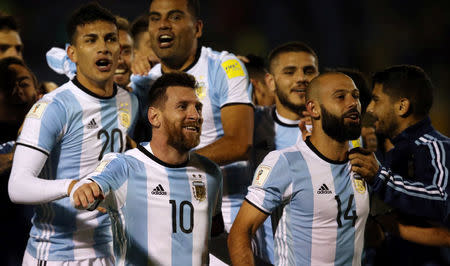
[131,1,253,264]
[249,41,319,264]
[349,65,450,265]
[8,3,138,265]
[113,16,134,90]
[70,72,223,266]
[229,72,370,266]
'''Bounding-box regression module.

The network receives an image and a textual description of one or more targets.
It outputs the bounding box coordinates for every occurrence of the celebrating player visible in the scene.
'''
[8,3,138,265]
[229,72,370,266]
[71,72,223,266]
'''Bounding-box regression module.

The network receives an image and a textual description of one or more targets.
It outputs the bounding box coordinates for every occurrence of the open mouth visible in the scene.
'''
[183,125,200,133]
[158,34,174,48]
[95,58,112,72]
[115,64,129,75]
[344,112,361,122]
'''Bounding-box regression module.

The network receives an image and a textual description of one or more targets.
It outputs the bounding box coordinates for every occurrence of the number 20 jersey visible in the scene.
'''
[16,78,138,261]
[88,144,223,266]
[246,138,370,266]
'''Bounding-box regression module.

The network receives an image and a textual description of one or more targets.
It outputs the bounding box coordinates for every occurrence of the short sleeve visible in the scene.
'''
[213,55,252,108]
[17,99,67,154]
[246,150,292,214]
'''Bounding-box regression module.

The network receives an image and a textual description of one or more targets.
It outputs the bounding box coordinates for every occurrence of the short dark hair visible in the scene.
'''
[149,0,201,19]
[66,2,117,44]
[148,72,198,108]
[244,54,267,81]
[115,16,130,33]
[0,14,19,31]
[268,41,318,73]
[0,57,38,96]
[372,65,433,117]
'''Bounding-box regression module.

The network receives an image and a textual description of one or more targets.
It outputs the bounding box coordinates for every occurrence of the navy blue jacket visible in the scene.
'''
[372,117,450,227]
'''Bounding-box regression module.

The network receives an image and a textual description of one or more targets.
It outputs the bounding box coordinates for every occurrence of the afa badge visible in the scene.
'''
[221,59,245,79]
[26,102,48,119]
[118,103,131,128]
[253,165,271,187]
[352,178,366,194]
[195,81,207,100]
[192,174,206,201]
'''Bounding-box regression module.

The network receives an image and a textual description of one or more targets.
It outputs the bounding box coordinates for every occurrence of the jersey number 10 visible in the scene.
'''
[169,200,194,234]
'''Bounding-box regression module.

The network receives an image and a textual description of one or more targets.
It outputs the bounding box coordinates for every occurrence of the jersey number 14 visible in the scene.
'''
[335,194,358,227]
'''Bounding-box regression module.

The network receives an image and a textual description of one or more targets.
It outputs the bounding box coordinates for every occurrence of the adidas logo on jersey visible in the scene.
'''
[317,184,332,194]
[151,184,167,195]
[86,118,98,129]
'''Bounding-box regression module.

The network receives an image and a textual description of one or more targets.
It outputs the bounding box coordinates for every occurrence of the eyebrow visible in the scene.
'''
[281,66,297,71]
[149,9,185,16]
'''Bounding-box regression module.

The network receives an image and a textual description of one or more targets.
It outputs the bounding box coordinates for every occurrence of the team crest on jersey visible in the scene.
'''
[118,102,131,128]
[191,174,206,201]
[253,165,271,187]
[195,82,207,100]
[352,177,366,194]
[221,59,245,79]
[26,102,48,119]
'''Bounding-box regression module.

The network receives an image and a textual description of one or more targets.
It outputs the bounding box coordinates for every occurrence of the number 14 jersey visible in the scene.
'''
[246,138,370,266]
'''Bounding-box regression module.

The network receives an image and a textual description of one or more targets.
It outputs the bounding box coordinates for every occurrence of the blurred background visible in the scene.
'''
[1,0,449,135]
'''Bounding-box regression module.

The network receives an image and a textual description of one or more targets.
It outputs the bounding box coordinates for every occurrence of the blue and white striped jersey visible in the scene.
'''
[86,144,223,266]
[131,46,252,229]
[246,138,370,266]
[16,78,138,261]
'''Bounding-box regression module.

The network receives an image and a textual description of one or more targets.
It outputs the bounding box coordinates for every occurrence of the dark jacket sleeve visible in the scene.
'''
[372,139,449,227]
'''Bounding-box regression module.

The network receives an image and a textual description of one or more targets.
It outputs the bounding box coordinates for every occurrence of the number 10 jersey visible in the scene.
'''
[16,78,138,261]
[87,144,223,266]
[246,138,370,266]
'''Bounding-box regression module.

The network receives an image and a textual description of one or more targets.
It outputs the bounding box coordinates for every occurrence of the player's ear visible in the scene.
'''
[265,73,276,93]
[396,98,411,117]
[67,45,77,64]
[194,19,203,38]
[148,107,161,128]
[307,100,320,119]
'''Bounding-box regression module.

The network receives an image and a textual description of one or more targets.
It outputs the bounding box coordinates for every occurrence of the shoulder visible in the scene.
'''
[202,46,247,77]
[189,152,222,176]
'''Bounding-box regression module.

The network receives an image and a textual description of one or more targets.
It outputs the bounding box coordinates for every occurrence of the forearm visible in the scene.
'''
[399,224,450,247]
[8,145,72,204]
[195,135,251,165]
[228,229,255,266]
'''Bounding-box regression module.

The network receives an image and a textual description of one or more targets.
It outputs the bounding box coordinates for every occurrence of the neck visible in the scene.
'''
[76,74,114,97]
[161,46,198,73]
[390,115,424,139]
[309,126,349,162]
[149,138,189,165]
[275,100,302,121]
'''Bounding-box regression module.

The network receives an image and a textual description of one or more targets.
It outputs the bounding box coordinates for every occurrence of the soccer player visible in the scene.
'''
[131,1,253,263]
[249,41,319,263]
[129,14,160,71]
[8,3,138,265]
[243,54,274,107]
[229,72,370,266]
[0,14,23,59]
[70,72,223,265]
[349,65,450,265]
[113,16,134,89]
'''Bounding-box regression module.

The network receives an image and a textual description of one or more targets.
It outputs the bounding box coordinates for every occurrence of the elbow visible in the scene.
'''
[8,180,21,204]
[234,143,252,161]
